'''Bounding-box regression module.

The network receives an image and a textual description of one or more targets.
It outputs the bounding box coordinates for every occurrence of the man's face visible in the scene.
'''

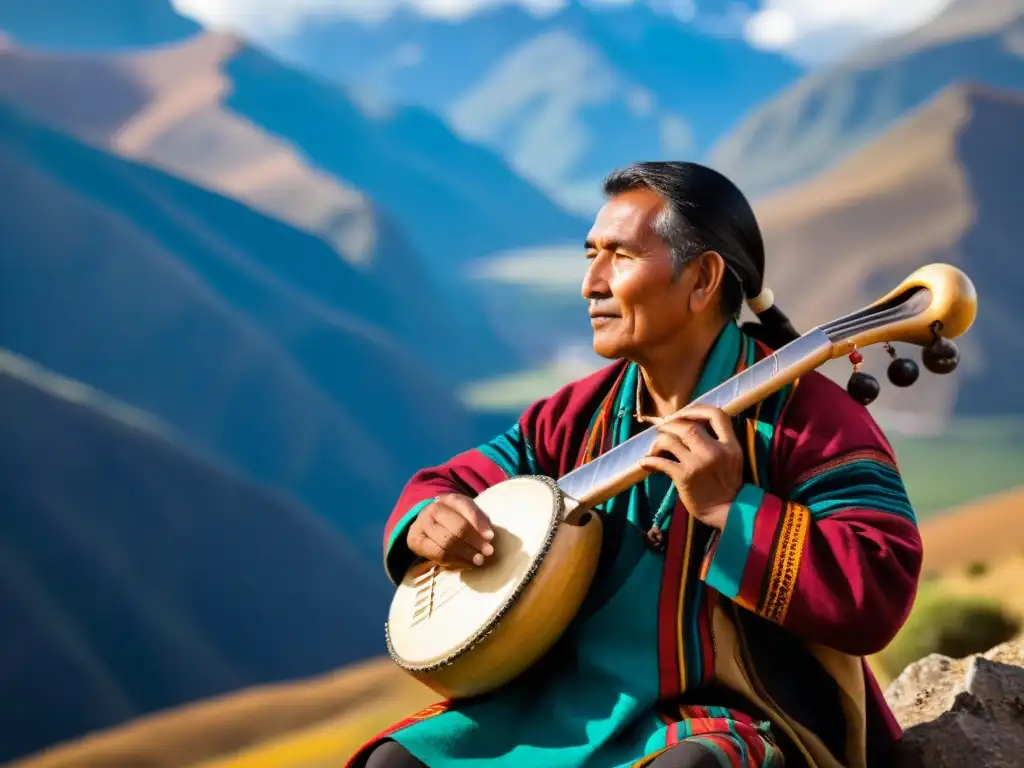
[582,188,701,360]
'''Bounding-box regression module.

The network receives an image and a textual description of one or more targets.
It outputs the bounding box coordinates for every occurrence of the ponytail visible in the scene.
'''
[740,287,800,350]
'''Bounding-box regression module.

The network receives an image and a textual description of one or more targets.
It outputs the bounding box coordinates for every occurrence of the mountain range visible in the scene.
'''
[259,0,1024,209]
[266,0,801,214]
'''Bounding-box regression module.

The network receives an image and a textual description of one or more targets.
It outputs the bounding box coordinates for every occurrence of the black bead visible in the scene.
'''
[922,338,960,374]
[847,371,880,405]
[887,357,920,387]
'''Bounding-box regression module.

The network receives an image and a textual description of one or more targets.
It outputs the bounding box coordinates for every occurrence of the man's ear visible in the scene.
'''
[688,251,727,314]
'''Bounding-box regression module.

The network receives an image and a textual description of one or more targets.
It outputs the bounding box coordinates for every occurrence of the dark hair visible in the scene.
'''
[602,161,799,349]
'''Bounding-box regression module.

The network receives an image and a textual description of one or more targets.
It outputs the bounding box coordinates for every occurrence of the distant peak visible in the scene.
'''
[891,80,1024,139]
[938,80,1024,109]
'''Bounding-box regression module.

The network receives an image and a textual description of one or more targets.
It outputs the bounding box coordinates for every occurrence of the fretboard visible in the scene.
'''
[556,329,834,506]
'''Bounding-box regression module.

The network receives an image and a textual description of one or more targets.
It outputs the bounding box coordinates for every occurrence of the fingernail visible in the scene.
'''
[473,553,484,566]
[483,529,494,540]
[482,544,494,556]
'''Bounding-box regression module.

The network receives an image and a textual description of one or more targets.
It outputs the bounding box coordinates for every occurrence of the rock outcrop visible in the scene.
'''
[885,639,1024,767]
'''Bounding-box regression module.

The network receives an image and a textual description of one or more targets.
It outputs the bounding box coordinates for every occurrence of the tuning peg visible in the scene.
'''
[884,343,920,387]
[922,336,960,374]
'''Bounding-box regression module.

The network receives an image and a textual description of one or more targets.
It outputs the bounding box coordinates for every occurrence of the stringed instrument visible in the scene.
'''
[385,263,978,700]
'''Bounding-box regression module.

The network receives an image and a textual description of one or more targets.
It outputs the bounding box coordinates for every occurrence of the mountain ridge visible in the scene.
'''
[0,98,484,555]
[708,0,1024,199]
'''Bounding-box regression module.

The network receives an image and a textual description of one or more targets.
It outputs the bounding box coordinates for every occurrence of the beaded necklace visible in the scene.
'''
[633,378,677,552]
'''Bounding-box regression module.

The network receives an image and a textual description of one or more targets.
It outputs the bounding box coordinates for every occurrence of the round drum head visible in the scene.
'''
[387,476,563,668]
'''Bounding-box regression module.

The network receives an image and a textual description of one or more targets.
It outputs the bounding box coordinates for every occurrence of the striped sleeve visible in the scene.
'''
[701,373,922,656]
[382,420,543,585]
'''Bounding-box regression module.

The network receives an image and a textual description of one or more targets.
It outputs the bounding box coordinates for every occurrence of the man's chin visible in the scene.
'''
[591,337,625,360]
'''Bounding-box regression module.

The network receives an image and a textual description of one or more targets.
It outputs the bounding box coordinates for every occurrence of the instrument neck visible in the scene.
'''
[555,329,834,507]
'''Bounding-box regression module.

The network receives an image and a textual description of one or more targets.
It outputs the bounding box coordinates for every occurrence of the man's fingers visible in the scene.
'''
[443,494,495,540]
[435,505,494,561]
[639,455,682,480]
[675,406,738,448]
[647,430,690,462]
[420,522,479,568]
[411,527,467,568]
[658,418,717,457]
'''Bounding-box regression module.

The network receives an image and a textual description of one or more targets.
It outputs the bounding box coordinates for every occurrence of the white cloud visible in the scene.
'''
[171,0,957,64]
[743,0,958,64]
[392,42,424,67]
[626,86,654,116]
[659,114,692,155]
[171,0,571,35]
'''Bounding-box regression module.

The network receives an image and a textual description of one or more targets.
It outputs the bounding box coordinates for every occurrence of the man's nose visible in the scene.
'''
[581,256,610,300]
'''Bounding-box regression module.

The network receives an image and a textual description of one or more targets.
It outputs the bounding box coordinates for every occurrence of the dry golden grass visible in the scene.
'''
[10,486,1023,768]
[916,485,1024,577]
[6,658,437,768]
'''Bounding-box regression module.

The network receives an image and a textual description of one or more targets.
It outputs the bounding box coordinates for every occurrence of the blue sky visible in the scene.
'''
[171,0,957,66]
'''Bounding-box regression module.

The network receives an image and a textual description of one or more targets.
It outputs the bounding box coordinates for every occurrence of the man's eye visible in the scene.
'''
[585,250,598,260]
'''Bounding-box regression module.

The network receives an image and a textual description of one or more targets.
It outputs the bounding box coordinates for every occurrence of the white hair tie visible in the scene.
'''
[747,288,775,314]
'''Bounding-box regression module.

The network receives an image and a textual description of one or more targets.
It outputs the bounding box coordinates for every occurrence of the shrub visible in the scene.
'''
[965,561,988,578]
[878,584,1020,679]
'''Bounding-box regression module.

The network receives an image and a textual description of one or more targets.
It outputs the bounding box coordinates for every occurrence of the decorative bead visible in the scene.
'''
[848,349,863,365]
[646,526,666,553]
[847,371,880,405]
[887,357,920,387]
[922,337,960,374]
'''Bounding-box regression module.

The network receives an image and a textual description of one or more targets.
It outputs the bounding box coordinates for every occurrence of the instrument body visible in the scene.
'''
[386,475,601,699]
[386,263,978,700]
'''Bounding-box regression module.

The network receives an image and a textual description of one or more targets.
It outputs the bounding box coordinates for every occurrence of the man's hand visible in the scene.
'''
[639,405,743,530]
[407,493,495,569]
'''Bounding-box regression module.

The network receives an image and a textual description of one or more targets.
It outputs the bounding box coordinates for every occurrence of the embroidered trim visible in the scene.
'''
[786,446,897,493]
[760,502,810,623]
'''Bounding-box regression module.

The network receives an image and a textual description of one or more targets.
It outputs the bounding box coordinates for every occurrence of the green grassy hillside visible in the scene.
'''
[890,418,1024,519]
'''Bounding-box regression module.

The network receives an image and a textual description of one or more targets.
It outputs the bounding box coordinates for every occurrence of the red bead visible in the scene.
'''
[849,350,863,365]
